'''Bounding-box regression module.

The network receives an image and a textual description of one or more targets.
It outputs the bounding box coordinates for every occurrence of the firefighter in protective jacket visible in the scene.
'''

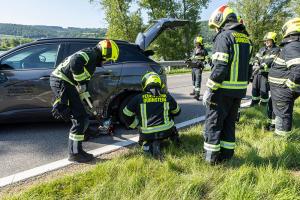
[187,36,209,100]
[50,39,119,163]
[203,5,252,164]
[269,18,300,137]
[251,32,280,106]
[122,72,181,157]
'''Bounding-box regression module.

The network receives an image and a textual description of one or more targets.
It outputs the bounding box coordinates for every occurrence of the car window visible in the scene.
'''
[67,42,97,57]
[1,44,59,70]
[118,44,151,63]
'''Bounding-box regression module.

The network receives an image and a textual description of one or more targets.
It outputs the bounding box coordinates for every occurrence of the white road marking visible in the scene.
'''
[0,100,251,188]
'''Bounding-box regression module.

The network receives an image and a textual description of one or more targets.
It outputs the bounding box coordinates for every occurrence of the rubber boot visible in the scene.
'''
[68,140,94,163]
[190,90,195,96]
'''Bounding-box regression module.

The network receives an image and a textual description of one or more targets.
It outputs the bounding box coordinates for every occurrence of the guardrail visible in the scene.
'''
[157,60,186,67]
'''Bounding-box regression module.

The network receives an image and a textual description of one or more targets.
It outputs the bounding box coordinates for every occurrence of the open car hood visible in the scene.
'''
[135,18,189,50]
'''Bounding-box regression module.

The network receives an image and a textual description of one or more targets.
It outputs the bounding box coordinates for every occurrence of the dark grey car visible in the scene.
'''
[0,18,188,124]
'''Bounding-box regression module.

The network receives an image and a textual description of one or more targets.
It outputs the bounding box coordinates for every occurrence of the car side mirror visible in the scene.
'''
[144,50,154,57]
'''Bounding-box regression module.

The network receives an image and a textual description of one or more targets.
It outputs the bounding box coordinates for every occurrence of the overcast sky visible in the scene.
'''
[0,0,229,28]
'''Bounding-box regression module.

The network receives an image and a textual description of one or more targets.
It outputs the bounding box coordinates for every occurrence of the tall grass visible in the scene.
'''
[3,102,300,200]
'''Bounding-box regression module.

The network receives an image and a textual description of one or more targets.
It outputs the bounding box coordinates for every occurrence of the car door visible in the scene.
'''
[135,18,189,50]
[0,43,62,119]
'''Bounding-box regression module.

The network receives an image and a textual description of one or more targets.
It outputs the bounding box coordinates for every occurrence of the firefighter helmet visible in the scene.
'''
[263,32,277,42]
[281,18,300,38]
[97,39,119,62]
[208,5,237,29]
[194,36,203,45]
[141,72,162,90]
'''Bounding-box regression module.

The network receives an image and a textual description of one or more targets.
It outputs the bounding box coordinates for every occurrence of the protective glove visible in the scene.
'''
[80,92,98,116]
[202,88,213,107]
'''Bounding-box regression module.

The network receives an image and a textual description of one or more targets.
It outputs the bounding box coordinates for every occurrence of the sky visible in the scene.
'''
[0,0,229,28]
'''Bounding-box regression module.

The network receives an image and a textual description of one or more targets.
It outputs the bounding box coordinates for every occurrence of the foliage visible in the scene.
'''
[0,37,33,51]
[0,23,106,39]
[229,0,293,52]
[139,0,210,60]
[93,0,143,42]
[3,101,300,199]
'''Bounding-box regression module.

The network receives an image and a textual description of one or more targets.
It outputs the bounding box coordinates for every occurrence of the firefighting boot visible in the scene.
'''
[250,100,259,107]
[68,140,94,163]
[190,90,195,96]
[194,92,201,101]
[264,123,275,131]
[152,140,164,161]
[170,127,181,147]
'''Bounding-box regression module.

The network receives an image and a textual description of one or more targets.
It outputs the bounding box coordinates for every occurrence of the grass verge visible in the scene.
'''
[2,102,300,200]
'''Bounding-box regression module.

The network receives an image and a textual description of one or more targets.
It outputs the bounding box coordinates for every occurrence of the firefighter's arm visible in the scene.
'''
[206,35,230,91]
[168,94,181,117]
[70,51,90,85]
[122,98,139,129]
[260,49,280,72]
[286,43,300,90]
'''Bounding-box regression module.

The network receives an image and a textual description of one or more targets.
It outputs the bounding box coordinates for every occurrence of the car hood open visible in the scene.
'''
[135,18,189,51]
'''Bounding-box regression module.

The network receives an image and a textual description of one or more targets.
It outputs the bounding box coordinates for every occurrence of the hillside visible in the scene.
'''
[0,23,106,39]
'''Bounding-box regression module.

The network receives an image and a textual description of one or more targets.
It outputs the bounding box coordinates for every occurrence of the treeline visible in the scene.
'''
[0,37,33,51]
[91,0,300,60]
[0,23,106,39]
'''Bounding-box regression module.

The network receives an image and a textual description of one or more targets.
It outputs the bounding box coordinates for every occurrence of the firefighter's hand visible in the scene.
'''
[184,59,191,64]
[203,89,213,107]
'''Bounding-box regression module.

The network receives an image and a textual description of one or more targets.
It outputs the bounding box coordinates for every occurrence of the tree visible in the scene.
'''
[95,0,143,42]
[139,0,210,60]
[229,0,292,52]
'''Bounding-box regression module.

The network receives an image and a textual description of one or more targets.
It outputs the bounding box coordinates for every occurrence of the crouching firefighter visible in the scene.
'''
[203,5,252,164]
[122,72,181,159]
[186,36,209,101]
[50,39,119,163]
[269,18,300,137]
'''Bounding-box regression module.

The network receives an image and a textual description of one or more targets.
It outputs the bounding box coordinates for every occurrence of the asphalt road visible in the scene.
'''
[0,73,252,178]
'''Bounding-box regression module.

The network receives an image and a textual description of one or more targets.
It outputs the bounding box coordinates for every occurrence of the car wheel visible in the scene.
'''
[118,94,137,126]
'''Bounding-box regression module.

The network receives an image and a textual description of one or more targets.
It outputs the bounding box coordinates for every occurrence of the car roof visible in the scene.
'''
[34,37,130,45]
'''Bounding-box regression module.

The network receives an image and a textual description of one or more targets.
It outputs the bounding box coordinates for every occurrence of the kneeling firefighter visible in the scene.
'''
[50,39,119,163]
[269,18,300,137]
[122,72,181,159]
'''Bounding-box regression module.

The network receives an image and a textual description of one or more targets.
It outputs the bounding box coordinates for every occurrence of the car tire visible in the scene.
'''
[118,94,137,126]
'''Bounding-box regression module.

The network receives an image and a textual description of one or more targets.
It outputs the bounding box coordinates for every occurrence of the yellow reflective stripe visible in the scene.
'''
[204,142,220,152]
[52,70,75,86]
[268,76,287,85]
[263,54,276,59]
[286,58,300,68]
[274,57,286,66]
[260,97,269,103]
[220,141,235,149]
[220,81,248,89]
[252,96,260,100]
[141,121,174,134]
[231,44,239,82]
[84,67,92,80]
[206,79,221,90]
[77,51,89,64]
[275,129,292,137]
[286,79,300,89]
[140,103,147,128]
[73,71,89,82]
[171,105,180,115]
[192,55,205,60]
[129,117,139,129]
[212,52,229,63]
[69,133,85,141]
[123,106,135,117]
[53,98,61,106]
[261,63,269,72]
[163,102,170,124]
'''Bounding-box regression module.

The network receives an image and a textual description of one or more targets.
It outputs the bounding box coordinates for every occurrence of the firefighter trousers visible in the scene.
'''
[192,68,202,96]
[252,73,269,104]
[50,76,89,155]
[203,92,241,163]
[270,84,300,136]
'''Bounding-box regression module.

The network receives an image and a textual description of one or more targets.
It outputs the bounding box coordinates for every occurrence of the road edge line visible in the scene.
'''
[0,101,251,188]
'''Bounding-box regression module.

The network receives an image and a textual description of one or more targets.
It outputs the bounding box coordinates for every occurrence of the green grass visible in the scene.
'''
[3,102,300,200]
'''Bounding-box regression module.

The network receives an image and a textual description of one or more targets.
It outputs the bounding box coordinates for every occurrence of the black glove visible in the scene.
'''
[52,103,72,122]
